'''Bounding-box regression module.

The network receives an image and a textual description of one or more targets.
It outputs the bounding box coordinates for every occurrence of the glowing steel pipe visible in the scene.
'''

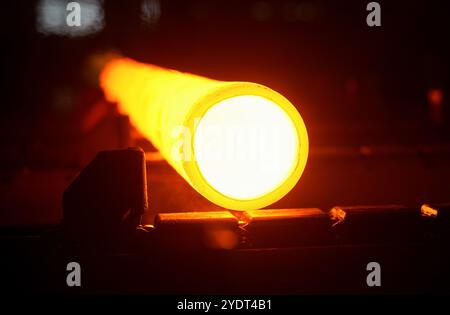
[100,58,308,210]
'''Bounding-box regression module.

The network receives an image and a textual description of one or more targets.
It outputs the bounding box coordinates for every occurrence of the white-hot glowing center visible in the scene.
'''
[194,95,299,200]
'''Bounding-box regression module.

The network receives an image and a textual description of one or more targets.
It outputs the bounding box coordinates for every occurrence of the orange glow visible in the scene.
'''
[100,58,309,210]
[428,88,444,107]
[329,206,346,226]
[205,228,239,250]
[421,204,438,218]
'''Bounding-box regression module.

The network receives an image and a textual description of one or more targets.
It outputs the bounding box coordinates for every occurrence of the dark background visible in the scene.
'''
[0,0,449,226]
